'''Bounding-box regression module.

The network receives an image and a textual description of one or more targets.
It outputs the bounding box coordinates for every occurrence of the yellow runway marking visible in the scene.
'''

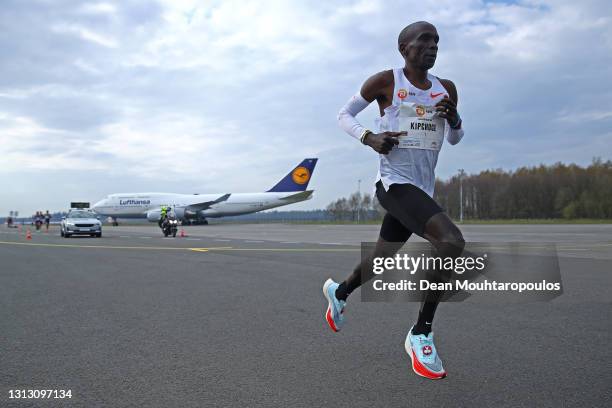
[0,240,232,252]
[0,240,357,252]
[197,248,359,252]
[2,240,609,253]
[188,247,234,252]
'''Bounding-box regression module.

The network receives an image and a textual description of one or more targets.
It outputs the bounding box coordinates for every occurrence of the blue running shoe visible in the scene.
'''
[323,278,346,332]
[405,326,447,379]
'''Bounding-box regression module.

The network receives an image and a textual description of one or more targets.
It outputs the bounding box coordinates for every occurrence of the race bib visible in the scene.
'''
[398,103,445,150]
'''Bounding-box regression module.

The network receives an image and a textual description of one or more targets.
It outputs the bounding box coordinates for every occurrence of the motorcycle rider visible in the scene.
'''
[158,206,168,228]
[161,207,178,237]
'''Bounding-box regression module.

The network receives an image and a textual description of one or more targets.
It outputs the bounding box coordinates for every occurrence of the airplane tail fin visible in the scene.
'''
[267,158,318,192]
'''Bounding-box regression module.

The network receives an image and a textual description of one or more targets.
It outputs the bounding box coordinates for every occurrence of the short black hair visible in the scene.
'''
[398,21,435,46]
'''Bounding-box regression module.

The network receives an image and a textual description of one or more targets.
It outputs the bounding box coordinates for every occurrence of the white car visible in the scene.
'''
[60,210,102,238]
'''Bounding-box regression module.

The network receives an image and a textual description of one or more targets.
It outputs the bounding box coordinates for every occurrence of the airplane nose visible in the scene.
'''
[92,199,106,211]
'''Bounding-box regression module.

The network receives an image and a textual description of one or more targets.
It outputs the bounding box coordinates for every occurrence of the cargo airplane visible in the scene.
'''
[92,158,317,224]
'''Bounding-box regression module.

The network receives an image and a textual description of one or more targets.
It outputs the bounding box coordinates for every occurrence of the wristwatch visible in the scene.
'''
[450,115,462,129]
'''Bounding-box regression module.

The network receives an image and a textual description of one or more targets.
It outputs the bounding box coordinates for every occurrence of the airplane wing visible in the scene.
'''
[186,193,231,211]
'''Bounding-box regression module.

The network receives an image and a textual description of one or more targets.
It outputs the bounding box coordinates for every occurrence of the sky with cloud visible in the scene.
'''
[1,0,611,215]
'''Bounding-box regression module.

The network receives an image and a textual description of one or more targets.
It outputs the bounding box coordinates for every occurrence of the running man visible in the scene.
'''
[324,21,465,380]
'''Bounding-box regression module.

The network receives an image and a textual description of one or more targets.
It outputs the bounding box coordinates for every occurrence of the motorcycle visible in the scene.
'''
[161,216,179,237]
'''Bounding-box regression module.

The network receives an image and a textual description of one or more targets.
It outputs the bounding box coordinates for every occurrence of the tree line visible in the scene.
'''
[327,159,612,220]
[326,192,384,221]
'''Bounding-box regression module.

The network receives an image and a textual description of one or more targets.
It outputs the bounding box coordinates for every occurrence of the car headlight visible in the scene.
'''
[66,222,75,226]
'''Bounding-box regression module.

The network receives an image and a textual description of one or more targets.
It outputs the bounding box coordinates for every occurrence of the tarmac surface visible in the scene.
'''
[1,223,611,407]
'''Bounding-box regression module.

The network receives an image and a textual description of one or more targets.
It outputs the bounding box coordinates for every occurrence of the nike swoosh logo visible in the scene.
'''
[430,92,444,98]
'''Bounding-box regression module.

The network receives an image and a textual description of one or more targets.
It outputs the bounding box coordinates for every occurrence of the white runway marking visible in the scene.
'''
[245,240,264,243]
[139,236,152,239]
[185,238,201,241]
[215,239,231,242]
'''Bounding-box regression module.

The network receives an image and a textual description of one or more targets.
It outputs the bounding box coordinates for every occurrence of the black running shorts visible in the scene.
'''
[376,180,443,241]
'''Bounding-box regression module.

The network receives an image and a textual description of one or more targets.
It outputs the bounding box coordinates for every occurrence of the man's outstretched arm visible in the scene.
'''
[337,71,404,154]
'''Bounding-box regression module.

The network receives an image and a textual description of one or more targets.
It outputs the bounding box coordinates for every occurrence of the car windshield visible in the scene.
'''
[68,212,94,219]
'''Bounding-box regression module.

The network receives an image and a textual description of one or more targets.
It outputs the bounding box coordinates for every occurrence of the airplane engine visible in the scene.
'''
[146,209,162,222]
[173,207,198,220]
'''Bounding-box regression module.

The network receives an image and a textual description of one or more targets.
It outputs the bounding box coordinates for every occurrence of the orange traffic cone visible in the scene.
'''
[180,228,186,238]
[26,229,32,240]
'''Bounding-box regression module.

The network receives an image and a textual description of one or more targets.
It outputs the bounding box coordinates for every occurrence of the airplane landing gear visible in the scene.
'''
[184,218,208,225]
